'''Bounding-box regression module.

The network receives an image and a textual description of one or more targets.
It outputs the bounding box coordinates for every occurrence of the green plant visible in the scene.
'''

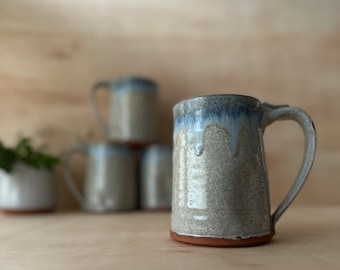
[0,137,59,173]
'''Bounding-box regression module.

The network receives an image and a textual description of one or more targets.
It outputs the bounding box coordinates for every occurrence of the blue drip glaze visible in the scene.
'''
[112,77,157,95]
[95,77,157,95]
[174,109,260,157]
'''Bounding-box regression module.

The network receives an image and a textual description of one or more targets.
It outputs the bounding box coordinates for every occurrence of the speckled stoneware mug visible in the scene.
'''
[62,143,137,212]
[91,76,158,146]
[170,94,316,247]
[140,145,172,210]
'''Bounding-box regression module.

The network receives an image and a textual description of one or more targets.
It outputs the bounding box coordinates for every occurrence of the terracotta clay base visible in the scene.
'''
[1,208,54,215]
[170,231,274,247]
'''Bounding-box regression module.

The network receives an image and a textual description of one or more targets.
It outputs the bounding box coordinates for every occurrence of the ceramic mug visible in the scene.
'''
[140,145,172,210]
[170,94,316,247]
[62,143,137,212]
[0,163,56,213]
[91,76,158,146]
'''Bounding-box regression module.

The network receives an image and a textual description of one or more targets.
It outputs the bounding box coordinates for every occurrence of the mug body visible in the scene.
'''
[0,163,56,213]
[171,94,273,246]
[108,77,157,146]
[84,143,137,212]
[140,145,172,210]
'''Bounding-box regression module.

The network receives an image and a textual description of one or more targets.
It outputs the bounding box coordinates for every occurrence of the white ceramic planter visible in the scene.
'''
[0,163,56,213]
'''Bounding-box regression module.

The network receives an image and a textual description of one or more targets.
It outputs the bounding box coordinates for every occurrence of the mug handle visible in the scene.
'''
[261,103,316,230]
[90,81,110,137]
[62,143,89,206]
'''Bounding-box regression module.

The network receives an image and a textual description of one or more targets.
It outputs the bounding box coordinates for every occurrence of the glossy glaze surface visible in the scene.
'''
[173,95,261,157]
[172,97,271,239]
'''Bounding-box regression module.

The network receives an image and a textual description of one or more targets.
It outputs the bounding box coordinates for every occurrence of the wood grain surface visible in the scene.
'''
[0,0,339,209]
[0,206,339,269]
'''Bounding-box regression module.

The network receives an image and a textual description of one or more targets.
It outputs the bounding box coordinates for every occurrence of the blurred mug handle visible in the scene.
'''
[90,81,110,137]
[62,143,89,207]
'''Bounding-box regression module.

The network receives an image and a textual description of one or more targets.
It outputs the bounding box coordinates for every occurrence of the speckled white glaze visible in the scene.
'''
[171,94,316,242]
[140,145,172,210]
[63,143,137,212]
[91,77,158,144]
[0,163,56,211]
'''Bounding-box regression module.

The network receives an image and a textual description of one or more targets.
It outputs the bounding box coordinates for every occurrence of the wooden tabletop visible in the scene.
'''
[0,206,339,270]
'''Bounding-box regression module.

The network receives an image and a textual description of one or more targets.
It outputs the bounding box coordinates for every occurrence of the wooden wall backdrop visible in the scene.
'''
[0,0,339,210]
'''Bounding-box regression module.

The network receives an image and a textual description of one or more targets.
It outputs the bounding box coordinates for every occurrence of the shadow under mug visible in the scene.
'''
[170,94,316,247]
[62,143,137,212]
[140,144,172,210]
[90,76,158,146]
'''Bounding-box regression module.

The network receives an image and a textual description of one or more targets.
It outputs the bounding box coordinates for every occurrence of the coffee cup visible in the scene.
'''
[170,94,316,247]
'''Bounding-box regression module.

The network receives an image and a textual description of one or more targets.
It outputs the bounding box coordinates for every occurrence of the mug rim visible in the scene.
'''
[95,76,157,93]
[173,94,260,111]
[112,76,157,91]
